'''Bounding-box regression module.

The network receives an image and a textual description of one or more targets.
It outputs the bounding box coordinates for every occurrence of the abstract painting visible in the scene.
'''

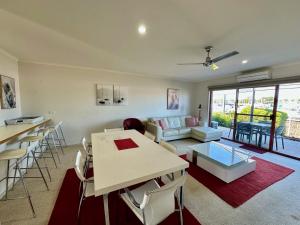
[96,84,113,105]
[167,88,179,110]
[113,85,128,105]
[96,84,128,106]
[0,75,16,109]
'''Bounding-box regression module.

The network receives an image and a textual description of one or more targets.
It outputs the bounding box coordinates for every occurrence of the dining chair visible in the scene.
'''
[120,175,186,225]
[104,127,124,133]
[74,150,94,218]
[81,137,93,172]
[159,140,177,181]
[144,131,155,141]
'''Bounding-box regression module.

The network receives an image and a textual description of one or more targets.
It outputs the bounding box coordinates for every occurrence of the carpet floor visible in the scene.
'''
[48,169,201,225]
[1,142,300,225]
[181,155,294,207]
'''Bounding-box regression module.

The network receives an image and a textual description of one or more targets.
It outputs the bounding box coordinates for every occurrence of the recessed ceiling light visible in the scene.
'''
[138,24,146,35]
[242,60,248,64]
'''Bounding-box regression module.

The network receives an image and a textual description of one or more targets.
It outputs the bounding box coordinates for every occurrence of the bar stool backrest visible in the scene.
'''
[54,123,60,131]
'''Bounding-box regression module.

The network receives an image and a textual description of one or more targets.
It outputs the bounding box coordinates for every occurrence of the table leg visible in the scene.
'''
[258,130,262,148]
[192,150,197,165]
[180,169,185,209]
[103,194,110,225]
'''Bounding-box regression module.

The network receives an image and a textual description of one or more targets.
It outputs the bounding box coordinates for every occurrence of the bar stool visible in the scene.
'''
[45,123,65,155]
[12,135,50,190]
[57,121,67,146]
[37,128,61,167]
[0,149,36,217]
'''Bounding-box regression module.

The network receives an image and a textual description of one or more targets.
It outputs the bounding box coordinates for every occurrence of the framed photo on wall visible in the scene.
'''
[167,88,179,110]
[0,75,16,109]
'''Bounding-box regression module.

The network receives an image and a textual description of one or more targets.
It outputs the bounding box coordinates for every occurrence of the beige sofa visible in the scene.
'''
[146,115,223,142]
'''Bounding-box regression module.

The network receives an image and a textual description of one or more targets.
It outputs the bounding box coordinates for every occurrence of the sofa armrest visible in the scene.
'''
[199,121,208,127]
[146,122,162,142]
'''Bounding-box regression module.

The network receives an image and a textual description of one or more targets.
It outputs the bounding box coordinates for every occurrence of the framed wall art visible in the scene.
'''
[96,84,128,106]
[167,88,179,110]
[0,75,16,109]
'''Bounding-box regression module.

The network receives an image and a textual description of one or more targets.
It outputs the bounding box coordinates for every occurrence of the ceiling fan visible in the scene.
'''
[177,46,239,71]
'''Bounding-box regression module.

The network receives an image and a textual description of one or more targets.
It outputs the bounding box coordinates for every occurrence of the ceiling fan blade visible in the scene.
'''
[176,62,205,65]
[211,51,239,63]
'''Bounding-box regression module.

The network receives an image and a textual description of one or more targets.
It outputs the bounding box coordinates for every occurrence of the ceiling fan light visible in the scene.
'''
[211,63,219,71]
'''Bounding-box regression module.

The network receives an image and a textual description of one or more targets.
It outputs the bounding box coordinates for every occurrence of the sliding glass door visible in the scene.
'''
[210,89,236,139]
[234,86,276,150]
[209,81,300,159]
[275,83,300,158]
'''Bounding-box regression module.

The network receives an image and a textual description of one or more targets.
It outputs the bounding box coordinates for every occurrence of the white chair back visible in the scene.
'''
[74,150,86,182]
[144,131,155,141]
[54,123,60,131]
[159,141,177,154]
[141,176,186,225]
[104,128,124,133]
[81,137,90,154]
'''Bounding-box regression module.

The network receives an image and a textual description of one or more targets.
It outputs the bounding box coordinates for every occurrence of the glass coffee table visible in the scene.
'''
[188,141,256,183]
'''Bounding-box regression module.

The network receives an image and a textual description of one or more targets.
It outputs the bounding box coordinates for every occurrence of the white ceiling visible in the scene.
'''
[0,0,300,81]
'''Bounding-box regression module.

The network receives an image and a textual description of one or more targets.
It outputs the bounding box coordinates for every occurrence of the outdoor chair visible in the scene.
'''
[262,125,285,150]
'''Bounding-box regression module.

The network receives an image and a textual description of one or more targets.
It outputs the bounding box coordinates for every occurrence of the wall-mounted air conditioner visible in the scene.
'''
[236,70,272,83]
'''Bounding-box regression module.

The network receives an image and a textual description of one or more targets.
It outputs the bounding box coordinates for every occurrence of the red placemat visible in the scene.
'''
[114,138,139,150]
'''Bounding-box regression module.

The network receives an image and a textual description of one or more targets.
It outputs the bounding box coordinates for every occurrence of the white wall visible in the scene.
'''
[19,62,196,144]
[194,62,300,122]
[0,50,21,124]
[0,49,22,198]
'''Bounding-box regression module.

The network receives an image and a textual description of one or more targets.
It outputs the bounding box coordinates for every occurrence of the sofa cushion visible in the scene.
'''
[158,119,168,130]
[178,127,191,135]
[163,129,179,137]
[185,117,196,127]
[167,117,181,129]
[180,116,186,127]
[192,127,223,139]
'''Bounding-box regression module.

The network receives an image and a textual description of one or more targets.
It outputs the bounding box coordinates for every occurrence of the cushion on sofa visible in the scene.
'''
[163,129,179,137]
[167,117,181,129]
[158,119,168,130]
[192,127,223,139]
[185,116,200,127]
[180,116,188,127]
[178,127,191,135]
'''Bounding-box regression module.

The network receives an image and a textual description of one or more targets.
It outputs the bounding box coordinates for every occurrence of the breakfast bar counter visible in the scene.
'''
[0,119,51,144]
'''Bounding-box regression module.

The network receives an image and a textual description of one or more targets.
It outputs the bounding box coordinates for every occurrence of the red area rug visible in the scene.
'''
[48,169,201,225]
[241,144,267,154]
[181,155,294,207]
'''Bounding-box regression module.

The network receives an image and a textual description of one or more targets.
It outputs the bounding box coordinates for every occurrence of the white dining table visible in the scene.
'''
[92,129,189,225]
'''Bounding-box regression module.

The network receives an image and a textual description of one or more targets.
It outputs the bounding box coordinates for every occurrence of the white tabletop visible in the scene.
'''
[189,141,251,167]
[92,130,189,196]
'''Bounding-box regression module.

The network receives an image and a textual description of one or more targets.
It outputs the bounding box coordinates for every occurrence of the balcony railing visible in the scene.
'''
[284,118,300,140]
